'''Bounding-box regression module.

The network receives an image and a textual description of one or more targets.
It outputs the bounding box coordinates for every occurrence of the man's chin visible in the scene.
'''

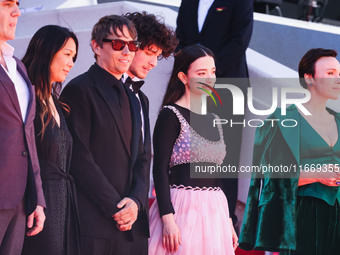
[8,35,16,41]
[137,73,147,79]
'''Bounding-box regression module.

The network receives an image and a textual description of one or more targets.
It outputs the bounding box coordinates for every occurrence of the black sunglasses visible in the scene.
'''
[102,38,140,52]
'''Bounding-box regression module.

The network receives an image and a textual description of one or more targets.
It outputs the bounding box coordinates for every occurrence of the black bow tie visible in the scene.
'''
[125,76,145,94]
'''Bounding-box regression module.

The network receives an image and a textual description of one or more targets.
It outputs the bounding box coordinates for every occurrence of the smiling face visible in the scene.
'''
[179,55,216,95]
[127,44,162,79]
[92,25,135,80]
[308,57,340,100]
[50,38,77,84]
[0,0,20,43]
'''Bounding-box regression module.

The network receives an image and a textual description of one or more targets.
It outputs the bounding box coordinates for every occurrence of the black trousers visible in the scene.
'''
[81,227,148,255]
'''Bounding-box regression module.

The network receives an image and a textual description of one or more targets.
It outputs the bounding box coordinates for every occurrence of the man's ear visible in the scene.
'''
[91,40,101,57]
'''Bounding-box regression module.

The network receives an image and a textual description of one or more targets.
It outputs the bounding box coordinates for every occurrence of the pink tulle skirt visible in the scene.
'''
[148,186,235,255]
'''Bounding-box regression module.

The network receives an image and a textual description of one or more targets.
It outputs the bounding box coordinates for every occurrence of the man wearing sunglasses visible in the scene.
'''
[61,15,150,255]
[120,12,178,254]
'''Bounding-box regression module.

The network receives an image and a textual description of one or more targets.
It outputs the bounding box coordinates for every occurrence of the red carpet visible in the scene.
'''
[236,248,265,255]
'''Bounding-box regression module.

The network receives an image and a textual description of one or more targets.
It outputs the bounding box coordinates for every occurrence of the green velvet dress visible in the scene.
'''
[239,106,340,252]
[281,114,340,255]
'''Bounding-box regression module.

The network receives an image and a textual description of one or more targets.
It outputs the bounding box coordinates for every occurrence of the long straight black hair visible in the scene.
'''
[22,25,78,138]
[162,44,214,107]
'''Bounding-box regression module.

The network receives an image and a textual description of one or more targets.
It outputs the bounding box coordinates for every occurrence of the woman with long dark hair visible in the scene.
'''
[21,25,80,255]
[148,44,238,254]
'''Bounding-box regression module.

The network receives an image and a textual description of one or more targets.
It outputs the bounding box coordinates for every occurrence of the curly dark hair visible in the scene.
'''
[123,11,178,59]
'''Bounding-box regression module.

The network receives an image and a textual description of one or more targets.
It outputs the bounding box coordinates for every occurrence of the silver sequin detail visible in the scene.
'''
[164,106,226,168]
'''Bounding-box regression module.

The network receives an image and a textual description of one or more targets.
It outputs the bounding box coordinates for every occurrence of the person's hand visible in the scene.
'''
[113,197,138,231]
[317,175,340,186]
[229,218,238,251]
[319,164,340,186]
[161,213,181,253]
[299,164,340,187]
[26,205,45,236]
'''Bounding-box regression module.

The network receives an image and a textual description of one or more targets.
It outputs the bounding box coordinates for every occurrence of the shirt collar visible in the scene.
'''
[122,73,142,83]
[0,42,14,58]
[121,73,128,83]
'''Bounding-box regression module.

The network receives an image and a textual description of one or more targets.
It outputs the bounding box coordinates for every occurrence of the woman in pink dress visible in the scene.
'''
[149,44,238,255]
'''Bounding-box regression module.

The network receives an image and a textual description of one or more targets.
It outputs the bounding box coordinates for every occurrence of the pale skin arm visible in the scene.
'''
[298,164,340,187]
[26,205,46,236]
[230,218,239,251]
[161,215,238,252]
[113,197,138,231]
[161,213,181,253]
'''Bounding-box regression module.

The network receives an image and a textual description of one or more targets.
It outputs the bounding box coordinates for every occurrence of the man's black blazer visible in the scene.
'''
[137,90,151,183]
[61,63,149,239]
[176,0,253,78]
[132,89,152,240]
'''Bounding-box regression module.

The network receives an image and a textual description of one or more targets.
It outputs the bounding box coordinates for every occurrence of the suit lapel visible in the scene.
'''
[200,0,218,35]
[0,67,22,120]
[275,106,300,165]
[128,90,142,163]
[89,65,131,155]
[193,0,200,34]
[139,92,150,149]
[275,106,340,166]
[327,107,340,120]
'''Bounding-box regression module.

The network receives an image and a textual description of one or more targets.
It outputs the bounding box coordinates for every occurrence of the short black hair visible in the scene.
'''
[91,15,137,59]
[298,48,337,88]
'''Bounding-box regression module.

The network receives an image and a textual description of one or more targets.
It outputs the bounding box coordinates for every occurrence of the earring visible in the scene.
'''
[309,83,313,87]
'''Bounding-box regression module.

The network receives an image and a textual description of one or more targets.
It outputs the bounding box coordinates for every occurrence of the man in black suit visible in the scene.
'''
[176,0,253,226]
[122,12,178,254]
[176,0,253,78]
[61,15,149,255]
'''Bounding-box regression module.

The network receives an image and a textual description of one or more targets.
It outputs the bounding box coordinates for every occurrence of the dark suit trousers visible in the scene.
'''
[0,200,26,255]
[81,234,130,255]
[81,220,148,255]
[130,213,148,255]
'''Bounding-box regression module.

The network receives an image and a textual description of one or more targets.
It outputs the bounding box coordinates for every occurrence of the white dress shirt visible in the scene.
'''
[197,0,215,32]
[1,43,29,123]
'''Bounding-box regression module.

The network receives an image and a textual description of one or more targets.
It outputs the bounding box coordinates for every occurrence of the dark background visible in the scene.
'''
[97,0,340,25]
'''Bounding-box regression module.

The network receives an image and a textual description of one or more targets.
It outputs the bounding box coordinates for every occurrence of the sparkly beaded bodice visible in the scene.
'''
[164,105,226,168]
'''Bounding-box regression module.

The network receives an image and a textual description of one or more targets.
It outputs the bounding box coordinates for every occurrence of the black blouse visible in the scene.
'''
[153,104,224,216]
